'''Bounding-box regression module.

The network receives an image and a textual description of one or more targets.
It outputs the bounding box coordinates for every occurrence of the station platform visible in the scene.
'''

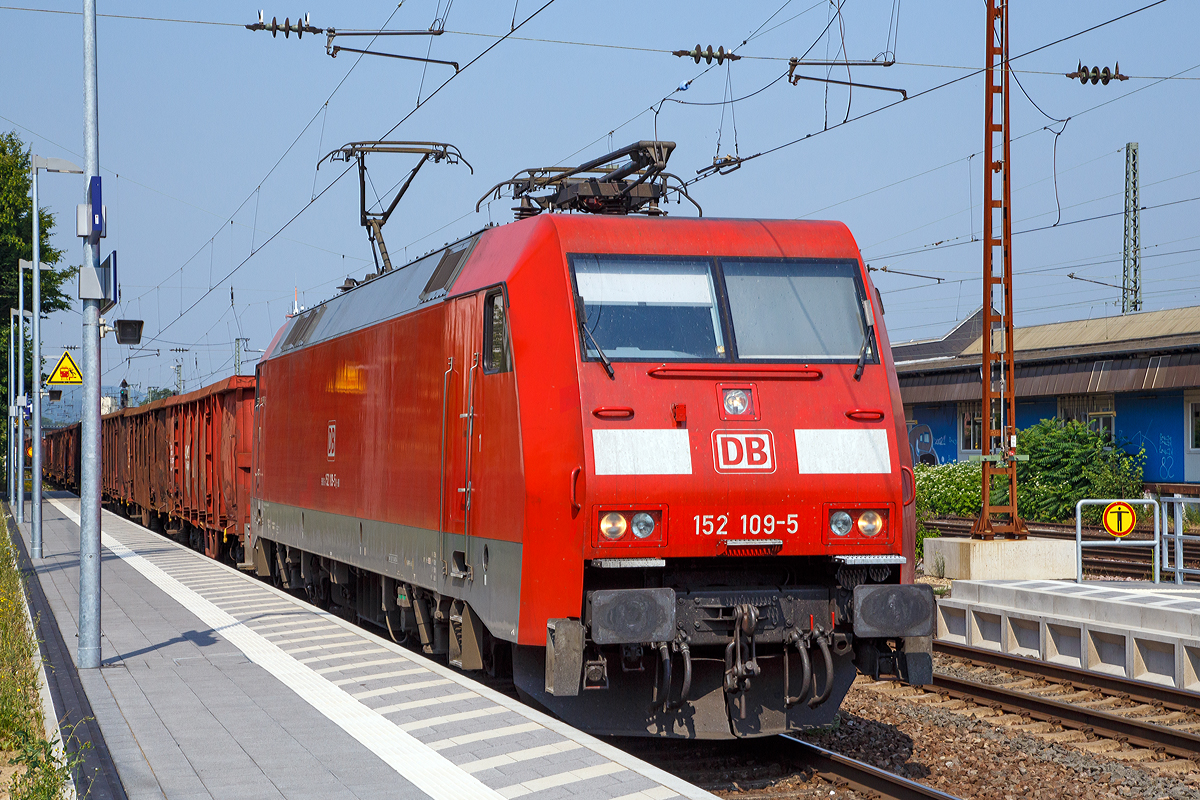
[936,579,1200,692]
[17,493,713,800]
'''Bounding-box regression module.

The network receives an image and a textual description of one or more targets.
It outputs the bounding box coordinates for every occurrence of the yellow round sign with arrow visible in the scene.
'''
[1102,501,1136,537]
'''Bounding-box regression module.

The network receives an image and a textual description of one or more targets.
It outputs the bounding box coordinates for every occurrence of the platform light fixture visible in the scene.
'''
[114,320,144,346]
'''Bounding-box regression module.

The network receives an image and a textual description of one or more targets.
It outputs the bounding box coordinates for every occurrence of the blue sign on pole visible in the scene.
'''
[88,176,102,244]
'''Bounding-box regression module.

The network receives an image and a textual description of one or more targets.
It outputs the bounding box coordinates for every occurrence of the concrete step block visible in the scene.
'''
[924,537,1076,581]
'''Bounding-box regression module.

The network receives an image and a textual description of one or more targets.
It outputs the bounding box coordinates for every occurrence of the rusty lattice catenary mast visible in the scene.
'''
[972,0,1029,540]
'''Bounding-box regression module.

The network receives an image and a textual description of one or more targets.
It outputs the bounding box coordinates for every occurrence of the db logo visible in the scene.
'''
[327,421,337,461]
[712,431,775,473]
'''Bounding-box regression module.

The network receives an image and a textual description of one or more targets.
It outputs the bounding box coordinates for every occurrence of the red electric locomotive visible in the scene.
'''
[248,142,934,739]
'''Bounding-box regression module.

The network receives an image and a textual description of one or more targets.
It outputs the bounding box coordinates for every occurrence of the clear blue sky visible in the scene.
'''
[3,1,1197,394]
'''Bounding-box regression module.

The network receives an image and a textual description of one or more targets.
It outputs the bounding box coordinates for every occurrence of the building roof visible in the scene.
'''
[892,308,989,363]
[960,305,1200,358]
[894,305,1200,403]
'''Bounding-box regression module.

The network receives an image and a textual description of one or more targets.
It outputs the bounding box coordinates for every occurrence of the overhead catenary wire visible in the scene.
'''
[871,188,1200,263]
[823,59,1200,255]
[140,1,560,363]
[0,5,242,26]
[376,0,558,142]
[7,3,1196,81]
[686,0,1172,183]
[551,0,832,170]
[124,4,407,317]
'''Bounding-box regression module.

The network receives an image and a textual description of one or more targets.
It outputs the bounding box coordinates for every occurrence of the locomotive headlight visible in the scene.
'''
[723,389,749,415]
[830,511,853,537]
[857,510,884,537]
[600,512,628,540]
[631,512,656,539]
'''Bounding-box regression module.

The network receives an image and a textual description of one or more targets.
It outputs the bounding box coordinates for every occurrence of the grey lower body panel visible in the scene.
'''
[256,499,522,643]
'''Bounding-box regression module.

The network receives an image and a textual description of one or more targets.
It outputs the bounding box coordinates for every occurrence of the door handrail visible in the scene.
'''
[438,357,453,579]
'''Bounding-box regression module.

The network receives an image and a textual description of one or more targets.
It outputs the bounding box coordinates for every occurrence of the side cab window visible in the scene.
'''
[483,290,512,373]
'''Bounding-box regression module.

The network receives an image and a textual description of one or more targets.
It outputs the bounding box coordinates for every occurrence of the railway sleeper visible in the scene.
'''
[870,675,1200,773]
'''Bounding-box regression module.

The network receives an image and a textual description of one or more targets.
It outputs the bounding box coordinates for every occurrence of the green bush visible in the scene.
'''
[913,478,939,561]
[914,460,982,518]
[1015,419,1145,523]
[0,527,38,754]
[914,420,1146,524]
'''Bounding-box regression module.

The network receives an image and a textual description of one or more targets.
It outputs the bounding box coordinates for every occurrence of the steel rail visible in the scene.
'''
[780,735,965,800]
[931,674,1200,761]
[928,517,1195,552]
[934,641,1200,711]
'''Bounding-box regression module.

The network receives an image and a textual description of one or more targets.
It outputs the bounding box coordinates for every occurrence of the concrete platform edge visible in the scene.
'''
[936,581,1200,692]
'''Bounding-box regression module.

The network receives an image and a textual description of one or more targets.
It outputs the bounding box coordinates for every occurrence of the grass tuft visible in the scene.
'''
[0,515,85,800]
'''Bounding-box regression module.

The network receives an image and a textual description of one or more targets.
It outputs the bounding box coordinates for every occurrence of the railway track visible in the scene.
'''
[780,737,964,800]
[924,517,1200,578]
[613,734,965,800]
[885,642,1200,772]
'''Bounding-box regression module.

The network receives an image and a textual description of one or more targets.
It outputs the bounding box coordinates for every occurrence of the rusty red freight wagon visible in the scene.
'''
[43,424,80,489]
[48,377,255,562]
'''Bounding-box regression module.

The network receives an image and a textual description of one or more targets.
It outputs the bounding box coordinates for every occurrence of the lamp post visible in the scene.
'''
[7,310,14,508]
[8,307,31,516]
[78,0,103,670]
[29,156,83,559]
[16,253,23,524]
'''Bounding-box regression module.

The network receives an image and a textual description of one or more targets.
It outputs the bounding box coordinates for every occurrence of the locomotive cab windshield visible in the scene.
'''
[570,254,877,364]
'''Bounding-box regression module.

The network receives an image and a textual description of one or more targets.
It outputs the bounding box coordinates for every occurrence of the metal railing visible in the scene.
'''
[1075,498,1159,584]
[1159,494,1200,585]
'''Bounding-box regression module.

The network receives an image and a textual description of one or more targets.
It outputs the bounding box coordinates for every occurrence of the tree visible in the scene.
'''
[140,387,175,406]
[0,131,79,463]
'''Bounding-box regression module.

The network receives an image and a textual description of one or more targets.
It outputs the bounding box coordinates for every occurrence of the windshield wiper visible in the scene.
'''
[854,299,875,382]
[580,323,615,380]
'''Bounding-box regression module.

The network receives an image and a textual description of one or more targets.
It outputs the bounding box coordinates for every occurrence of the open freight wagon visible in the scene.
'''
[44,376,255,562]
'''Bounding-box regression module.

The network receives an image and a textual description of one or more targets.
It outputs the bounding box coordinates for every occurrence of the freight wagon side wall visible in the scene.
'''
[164,377,255,557]
[223,385,254,543]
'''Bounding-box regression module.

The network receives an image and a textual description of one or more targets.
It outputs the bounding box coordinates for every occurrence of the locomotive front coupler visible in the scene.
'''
[722,603,761,696]
[783,627,850,709]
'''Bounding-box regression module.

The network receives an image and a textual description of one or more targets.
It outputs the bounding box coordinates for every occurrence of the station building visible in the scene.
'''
[894,305,1200,489]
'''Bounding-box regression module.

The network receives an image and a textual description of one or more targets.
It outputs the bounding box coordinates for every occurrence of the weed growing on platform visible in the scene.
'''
[8,723,90,800]
[0,524,39,756]
[0,520,78,800]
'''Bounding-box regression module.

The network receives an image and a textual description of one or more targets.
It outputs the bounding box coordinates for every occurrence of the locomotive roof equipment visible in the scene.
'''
[318,140,471,276]
[476,140,702,219]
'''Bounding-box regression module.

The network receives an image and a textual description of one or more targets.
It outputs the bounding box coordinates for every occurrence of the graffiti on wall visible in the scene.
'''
[1127,431,1175,481]
[909,424,941,465]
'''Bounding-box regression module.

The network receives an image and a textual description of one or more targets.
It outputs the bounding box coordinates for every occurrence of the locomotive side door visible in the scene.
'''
[443,293,483,583]
[249,365,266,572]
